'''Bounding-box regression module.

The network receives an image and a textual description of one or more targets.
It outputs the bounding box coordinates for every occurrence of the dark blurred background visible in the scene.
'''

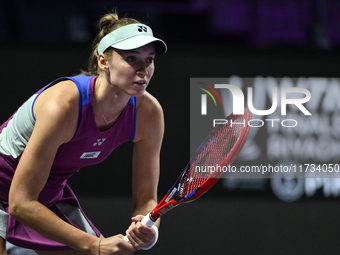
[1,0,340,254]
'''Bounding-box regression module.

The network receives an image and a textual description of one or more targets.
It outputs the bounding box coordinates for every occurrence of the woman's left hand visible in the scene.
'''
[125,215,156,250]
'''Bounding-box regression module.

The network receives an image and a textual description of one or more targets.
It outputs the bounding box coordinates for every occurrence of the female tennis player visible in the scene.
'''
[0,10,167,255]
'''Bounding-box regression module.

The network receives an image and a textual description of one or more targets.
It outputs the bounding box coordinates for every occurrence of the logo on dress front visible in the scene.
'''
[80,151,101,159]
[93,138,106,146]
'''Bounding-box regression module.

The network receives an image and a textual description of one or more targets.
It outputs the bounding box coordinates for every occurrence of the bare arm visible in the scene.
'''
[125,92,164,249]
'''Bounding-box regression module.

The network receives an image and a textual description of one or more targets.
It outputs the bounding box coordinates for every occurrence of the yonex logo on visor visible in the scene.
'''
[138,26,147,32]
[96,23,167,56]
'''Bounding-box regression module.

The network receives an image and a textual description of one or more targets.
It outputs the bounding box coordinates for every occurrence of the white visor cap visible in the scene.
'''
[96,23,167,56]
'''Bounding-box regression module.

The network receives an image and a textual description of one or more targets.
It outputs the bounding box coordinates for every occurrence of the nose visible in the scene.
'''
[136,62,149,76]
[136,60,154,75]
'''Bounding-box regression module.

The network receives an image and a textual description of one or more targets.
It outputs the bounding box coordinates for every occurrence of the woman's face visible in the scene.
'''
[107,43,156,97]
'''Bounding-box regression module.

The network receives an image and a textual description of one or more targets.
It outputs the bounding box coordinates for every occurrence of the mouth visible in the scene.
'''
[134,80,147,86]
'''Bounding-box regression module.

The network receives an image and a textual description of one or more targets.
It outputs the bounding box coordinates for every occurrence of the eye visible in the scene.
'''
[126,56,137,62]
[146,57,154,64]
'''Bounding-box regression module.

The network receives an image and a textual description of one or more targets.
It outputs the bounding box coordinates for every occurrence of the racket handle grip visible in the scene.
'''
[123,213,155,242]
[141,213,155,227]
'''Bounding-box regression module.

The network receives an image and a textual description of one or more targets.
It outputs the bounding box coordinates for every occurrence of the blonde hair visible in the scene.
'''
[84,11,141,76]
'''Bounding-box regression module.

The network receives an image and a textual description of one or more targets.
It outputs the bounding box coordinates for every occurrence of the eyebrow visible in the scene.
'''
[127,49,156,55]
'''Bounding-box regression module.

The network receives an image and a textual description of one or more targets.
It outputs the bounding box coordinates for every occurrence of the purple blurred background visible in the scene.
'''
[1,0,340,50]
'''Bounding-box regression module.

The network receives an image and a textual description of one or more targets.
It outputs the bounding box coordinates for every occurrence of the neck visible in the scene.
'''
[94,75,129,126]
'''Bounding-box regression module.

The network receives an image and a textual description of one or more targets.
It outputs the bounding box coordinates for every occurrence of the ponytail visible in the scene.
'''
[82,11,140,76]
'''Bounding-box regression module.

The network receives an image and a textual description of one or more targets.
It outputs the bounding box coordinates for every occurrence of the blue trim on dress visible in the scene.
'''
[66,75,92,133]
[30,75,93,136]
[129,96,137,141]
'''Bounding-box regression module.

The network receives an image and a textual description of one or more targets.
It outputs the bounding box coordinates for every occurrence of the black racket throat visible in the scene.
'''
[164,163,201,203]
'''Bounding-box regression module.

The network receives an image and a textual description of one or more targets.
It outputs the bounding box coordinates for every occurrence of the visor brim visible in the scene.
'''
[110,35,167,54]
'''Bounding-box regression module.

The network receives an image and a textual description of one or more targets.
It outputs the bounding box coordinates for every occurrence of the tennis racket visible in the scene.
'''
[126,108,251,231]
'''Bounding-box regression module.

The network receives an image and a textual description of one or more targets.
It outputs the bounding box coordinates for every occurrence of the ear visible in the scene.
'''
[97,53,109,71]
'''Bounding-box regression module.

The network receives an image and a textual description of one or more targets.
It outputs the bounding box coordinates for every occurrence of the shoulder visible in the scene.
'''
[136,91,163,118]
[34,79,79,116]
[33,79,80,143]
[133,91,164,143]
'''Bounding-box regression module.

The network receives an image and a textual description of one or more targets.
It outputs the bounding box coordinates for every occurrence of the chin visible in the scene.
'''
[130,88,146,98]
[133,85,148,96]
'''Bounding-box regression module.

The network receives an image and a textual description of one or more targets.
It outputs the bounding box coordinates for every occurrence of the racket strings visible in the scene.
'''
[180,114,245,197]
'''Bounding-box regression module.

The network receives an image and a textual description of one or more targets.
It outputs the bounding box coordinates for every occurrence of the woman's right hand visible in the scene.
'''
[99,235,135,255]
